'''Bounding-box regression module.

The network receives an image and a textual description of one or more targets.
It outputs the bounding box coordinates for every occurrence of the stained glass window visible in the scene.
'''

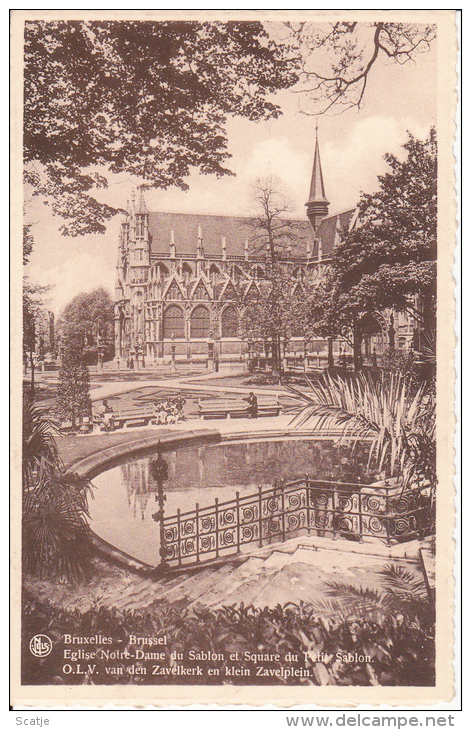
[190,306,210,338]
[163,305,184,339]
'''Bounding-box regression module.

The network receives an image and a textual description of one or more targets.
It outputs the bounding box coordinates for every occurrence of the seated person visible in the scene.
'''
[243,392,258,418]
[154,400,166,424]
[174,394,186,421]
[102,401,114,430]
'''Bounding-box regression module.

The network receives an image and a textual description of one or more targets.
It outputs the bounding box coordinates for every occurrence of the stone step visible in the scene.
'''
[187,557,267,606]
[259,550,297,572]
[206,572,276,609]
[247,562,325,608]
[101,573,189,609]
[161,563,237,604]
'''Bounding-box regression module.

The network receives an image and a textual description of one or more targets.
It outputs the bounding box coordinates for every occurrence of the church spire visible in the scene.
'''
[137,187,147,214]
[305,122,330,237]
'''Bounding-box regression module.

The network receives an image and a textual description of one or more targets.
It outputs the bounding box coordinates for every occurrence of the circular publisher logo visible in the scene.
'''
[29,634,53,658]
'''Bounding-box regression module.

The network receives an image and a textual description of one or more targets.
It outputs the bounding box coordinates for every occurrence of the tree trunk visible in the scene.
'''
[277,335,283,384]
[353,321,363,371]
[271,337,279,375]
[327,337,334,371]
[29,350,35,397]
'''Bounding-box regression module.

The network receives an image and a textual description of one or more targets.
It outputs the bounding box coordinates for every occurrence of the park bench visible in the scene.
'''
[109,406,156,430]
[92,406,156,431]
[59,416,92,434]
[198,395,282,420]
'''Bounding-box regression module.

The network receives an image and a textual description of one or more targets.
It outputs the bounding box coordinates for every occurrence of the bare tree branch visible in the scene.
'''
[284,21,436,115]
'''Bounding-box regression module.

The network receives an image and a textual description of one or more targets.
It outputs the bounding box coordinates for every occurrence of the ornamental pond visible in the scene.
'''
[90,437,372,566]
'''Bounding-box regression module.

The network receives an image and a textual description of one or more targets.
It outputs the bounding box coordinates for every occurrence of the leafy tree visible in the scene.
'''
[309,129,437,370]
[56,341,93,429]
[284,21,436,114]
[24,20,299,235]
[22,397,93,582]
[58,287,115,363]
[23,224,50,395]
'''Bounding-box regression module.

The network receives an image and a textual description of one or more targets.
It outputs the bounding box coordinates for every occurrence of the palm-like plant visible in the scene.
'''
[287,372,435,489]
[310,564,435,686]
[23,398,61,491]
[22,396,93,582]
[319,564,434,627]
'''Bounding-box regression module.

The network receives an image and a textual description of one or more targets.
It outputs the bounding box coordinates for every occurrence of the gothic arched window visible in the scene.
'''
[156,263,169,278]
[163,305,184,339]
[182,262,193,280]
[221,306,238,338]
[190,306,210,339]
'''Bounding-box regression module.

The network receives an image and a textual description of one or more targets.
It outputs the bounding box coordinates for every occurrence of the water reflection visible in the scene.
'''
[90,438,370,566]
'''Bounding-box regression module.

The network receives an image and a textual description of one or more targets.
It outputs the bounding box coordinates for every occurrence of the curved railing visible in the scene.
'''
[159,478,434,570]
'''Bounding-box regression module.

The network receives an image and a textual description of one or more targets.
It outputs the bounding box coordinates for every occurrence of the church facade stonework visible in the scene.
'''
[114,137,410,368]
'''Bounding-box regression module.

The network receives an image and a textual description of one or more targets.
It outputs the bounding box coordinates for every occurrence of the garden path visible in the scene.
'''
[88,368,287,403]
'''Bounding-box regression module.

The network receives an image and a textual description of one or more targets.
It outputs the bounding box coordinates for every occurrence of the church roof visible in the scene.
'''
[146,210,355,260]
[314,209,356,258]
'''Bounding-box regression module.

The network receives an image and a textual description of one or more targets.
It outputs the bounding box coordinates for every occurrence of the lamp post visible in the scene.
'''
[151,446,169,571]
[96,332,104,372]
[170,333,176,372]
[388,313,396,351]
[207,330,214,371]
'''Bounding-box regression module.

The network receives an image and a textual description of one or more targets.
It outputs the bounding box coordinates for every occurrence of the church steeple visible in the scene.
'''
[137,187,147,214]
[305,122,330,237]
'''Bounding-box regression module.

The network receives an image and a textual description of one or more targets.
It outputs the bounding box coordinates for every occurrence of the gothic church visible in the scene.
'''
[114,135,406,367]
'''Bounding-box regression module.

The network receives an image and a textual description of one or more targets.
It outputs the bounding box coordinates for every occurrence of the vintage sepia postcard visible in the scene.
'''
[11,9,458,708]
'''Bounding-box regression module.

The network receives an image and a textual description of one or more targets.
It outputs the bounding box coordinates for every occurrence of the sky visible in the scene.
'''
[24,22,437,317]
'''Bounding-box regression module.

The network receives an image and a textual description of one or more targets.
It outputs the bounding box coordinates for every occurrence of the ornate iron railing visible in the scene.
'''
[160,478,434,570]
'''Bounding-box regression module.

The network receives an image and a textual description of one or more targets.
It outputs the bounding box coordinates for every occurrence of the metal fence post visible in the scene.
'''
[281,483,285,542]
[236,491,240,553]
[258,486,263,547]
[384,492,391,547]
[195,502,200,564]
[305,475,310,535]
[215,497,219,558]
[177,509,182,566]
[332,484,338,540]
[358,489,364,543]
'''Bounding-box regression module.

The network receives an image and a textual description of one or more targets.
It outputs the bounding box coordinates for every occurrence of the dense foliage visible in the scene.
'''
[23,224,50,395]
[57,287,115,363]
[22,398,94,582]
[289,372,436,489]
[56,344,93,427]
[309,130,437,370]
[22,573,434,687]
[24,20,299,235]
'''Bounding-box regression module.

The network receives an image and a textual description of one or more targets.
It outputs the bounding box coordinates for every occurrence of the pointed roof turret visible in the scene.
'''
[129,188,136,214]
[305,122,330,237]
[137,187,147,214]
